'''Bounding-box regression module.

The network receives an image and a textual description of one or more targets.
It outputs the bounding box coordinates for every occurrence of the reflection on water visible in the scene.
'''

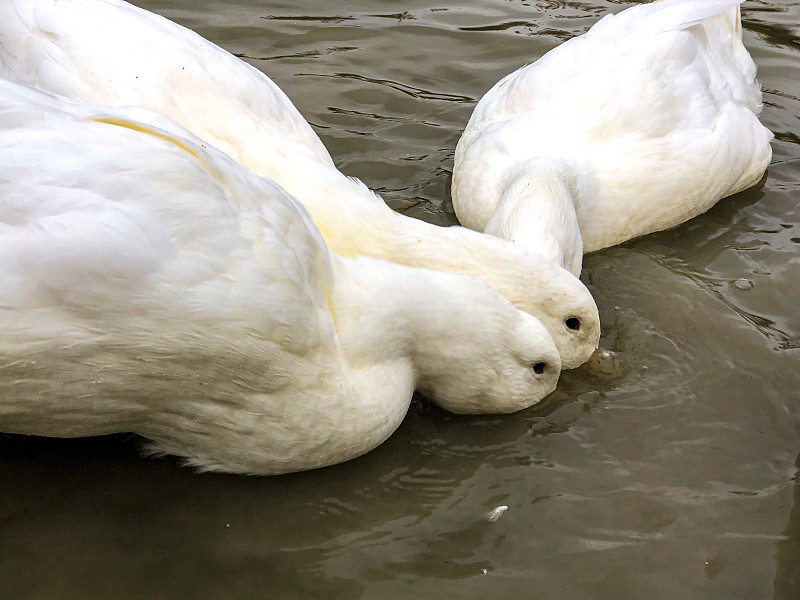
[1,0,799,598]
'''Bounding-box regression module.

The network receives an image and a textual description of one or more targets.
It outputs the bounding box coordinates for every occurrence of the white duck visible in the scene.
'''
[452,0,773,276]
[0,0,600,368]
[0,79,563,475]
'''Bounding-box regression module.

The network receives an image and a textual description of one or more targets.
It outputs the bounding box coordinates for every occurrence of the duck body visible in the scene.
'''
[453,0,773,272]
[0,0,601,368]
[0,80,562,474]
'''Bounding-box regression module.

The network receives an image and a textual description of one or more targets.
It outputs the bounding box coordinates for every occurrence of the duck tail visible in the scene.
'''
[644,0,744,35]
[591,0,744,40]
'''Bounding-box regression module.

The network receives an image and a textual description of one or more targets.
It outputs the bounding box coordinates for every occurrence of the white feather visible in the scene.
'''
[452,0,773,271]
[0,81,563,474]
[0,0,601,368]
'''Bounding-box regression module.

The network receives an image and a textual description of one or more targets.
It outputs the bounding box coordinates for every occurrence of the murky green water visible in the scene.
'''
[1,1,799,597]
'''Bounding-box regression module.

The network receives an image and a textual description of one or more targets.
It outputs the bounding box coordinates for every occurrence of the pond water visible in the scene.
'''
[1,1,799,598]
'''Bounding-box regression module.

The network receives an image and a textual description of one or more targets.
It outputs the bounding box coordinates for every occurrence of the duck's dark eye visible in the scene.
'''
[532,362,546,375]
[565,317,581,331]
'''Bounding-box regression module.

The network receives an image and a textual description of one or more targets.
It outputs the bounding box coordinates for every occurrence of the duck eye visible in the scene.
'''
[532,362,546,375]
[565,317,581,331]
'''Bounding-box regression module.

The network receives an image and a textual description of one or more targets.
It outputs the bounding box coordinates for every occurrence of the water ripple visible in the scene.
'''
[299,72,474,102]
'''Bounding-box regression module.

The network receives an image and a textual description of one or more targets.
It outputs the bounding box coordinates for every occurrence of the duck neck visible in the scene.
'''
[483,158,583,276]
[251,146,583,285]
[269,161,597,370]
[329,254,460,371]
[329,254,497,411]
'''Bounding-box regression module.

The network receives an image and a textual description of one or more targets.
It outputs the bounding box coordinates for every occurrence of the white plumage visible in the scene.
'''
[0,80,563,474]
[0,0,601,368]
[452,0,773,275]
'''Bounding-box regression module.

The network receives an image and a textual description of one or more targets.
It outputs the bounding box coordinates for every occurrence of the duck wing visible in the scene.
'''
[0,0,335,170]
[0,80,335,367]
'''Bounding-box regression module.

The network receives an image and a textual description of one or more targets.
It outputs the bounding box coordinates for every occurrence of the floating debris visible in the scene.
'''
[734,278,754,290]
[484,505,508,522]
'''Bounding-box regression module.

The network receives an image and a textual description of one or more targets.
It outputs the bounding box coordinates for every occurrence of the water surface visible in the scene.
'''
[1,1,799,598]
